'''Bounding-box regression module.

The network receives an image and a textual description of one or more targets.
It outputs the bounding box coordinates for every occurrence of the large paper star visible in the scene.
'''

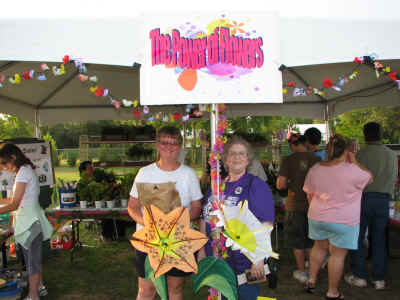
[221,201,279,264]
[131,205,208,278]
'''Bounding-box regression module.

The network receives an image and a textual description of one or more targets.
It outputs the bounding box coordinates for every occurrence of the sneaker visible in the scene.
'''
[344,273,367,287]
[38,285,48,296]
[372,280,385,290]
[23,297,32,300]
[293,270,308,284]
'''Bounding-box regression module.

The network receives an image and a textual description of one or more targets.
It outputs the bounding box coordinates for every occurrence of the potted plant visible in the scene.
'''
[103,181,121,208]
[77,173,92,208]
[89,181,106,209]
[119,173,137,207]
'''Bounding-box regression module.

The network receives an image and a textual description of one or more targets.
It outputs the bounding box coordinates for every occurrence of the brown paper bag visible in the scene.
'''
[136,182,182,214]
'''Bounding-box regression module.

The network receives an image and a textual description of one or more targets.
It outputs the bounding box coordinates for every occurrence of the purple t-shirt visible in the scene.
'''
[202,173,275,274]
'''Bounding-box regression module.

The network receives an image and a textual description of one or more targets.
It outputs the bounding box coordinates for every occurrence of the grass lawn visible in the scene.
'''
[24,223,400,299]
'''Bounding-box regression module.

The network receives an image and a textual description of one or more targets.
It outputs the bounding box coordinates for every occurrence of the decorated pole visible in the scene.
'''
[210,103,221,300]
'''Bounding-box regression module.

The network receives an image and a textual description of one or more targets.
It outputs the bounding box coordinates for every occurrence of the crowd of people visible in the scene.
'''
[127,123,397,300]
[0,121,397,300]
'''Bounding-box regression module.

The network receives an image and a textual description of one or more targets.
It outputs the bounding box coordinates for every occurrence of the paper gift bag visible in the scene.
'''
[136,182,181,214]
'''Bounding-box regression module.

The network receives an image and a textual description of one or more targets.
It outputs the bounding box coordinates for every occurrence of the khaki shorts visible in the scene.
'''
[284,211,313,249]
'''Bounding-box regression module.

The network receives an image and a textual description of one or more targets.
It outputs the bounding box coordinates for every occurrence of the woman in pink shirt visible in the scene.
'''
[303,134,372,300]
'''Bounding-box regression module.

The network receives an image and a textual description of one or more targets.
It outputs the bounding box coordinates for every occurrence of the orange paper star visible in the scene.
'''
[131,205,208,278]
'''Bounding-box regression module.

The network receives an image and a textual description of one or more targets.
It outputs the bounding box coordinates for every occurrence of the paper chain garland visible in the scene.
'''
[0,55,208,122]
[280,54,400,97]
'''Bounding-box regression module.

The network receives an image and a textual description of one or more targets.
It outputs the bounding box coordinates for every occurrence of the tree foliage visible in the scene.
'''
[334,106,400,144]
[0,115,34,140]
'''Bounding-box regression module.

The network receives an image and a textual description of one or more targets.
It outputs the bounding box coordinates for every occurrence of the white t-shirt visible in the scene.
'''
[130,163,203,230]
[14,165,40,207]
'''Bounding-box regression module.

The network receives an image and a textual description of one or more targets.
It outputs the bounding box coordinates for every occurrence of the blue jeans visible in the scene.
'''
[349,192,389,281]
[221,283,260,300]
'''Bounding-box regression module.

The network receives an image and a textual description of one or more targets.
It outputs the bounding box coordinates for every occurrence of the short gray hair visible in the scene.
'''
[222,135,254,170]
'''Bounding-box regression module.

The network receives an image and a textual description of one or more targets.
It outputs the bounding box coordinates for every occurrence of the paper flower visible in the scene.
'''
[131,205,208,278]
[122,99,132,107]
[41,63,49,71]
[112,100,121,109]
[133,108,141,119]
[78,74,88,82]
[62,55,70,65]
[143,105,150,114]
[221,201,279,264]
[388,72,398,81]
[323,77,334,89]
[95,87,103,97]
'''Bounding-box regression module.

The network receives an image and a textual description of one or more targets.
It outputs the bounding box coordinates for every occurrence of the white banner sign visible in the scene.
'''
[140,11,282,105]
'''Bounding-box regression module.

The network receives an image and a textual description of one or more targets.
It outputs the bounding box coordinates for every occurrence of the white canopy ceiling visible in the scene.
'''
[0,11,399,124]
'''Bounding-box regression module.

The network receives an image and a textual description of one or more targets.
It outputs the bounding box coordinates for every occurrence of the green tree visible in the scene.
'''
[0,115,34,140]
[335,106,400,144]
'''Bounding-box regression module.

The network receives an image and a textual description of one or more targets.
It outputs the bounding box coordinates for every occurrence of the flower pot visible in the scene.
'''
[106,200,115,209]
[59,189,77,208]
[95,201,103,209]
[121,199,128,207]
[79,201,87,209]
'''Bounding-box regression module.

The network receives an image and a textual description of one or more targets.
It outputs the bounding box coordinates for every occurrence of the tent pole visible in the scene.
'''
[324,104,331,142]
[34,109,41,138]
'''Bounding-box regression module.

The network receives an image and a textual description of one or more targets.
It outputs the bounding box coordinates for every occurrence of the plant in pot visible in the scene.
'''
[89,181,106,209]
[77,173,92,208]
[103,181,121,208]
[119,173,137,207]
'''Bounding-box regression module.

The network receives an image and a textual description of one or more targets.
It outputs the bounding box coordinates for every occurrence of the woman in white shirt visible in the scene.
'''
[0,143,53,300]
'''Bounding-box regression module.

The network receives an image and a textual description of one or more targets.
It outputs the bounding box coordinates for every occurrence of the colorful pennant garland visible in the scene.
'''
[0,55,209,122]
[280,54,400,97]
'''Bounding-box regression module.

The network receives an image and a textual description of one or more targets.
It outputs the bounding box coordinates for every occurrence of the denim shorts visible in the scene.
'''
[308,219,359,250]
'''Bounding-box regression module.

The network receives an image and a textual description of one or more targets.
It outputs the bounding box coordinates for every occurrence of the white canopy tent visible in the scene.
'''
[0,12,399,126]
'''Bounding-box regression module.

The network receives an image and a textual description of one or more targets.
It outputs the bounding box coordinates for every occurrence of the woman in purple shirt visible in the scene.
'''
[199,136,275,300]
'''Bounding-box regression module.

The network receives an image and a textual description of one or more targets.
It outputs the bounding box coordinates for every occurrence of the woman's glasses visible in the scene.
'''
[158,140,180,147]
[0,160,7,165]
[228,151,248,159]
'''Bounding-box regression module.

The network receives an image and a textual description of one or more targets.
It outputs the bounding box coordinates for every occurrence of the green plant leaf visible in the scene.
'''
[192,257,238,300]
[144,256,168,300]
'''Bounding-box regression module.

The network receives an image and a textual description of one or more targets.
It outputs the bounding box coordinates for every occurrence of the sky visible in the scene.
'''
[1,0,399,21]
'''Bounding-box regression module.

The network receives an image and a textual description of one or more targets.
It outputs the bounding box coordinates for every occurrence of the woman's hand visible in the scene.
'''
[347,151,357,164]
[197,248,206,262]
[250,260,265,279]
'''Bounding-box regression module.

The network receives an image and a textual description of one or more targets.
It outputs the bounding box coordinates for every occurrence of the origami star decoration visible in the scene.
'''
[131,205,208,278]
[221,201,279,264]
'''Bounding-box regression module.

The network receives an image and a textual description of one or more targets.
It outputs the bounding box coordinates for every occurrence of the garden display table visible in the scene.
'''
[47,207,132,262]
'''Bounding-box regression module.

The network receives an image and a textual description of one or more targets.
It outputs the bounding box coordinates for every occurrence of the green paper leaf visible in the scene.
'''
[192,257,238,300]
[144,256,168,300]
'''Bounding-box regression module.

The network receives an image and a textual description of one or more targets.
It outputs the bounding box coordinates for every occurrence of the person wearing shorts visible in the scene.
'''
[303,134,372,300]
[0,143,53,300]
[277,134,320,283]
[128,126,203,300]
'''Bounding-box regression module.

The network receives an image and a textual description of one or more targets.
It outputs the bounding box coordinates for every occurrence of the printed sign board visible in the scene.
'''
[140,11,282,105]
[0,141,55,189]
